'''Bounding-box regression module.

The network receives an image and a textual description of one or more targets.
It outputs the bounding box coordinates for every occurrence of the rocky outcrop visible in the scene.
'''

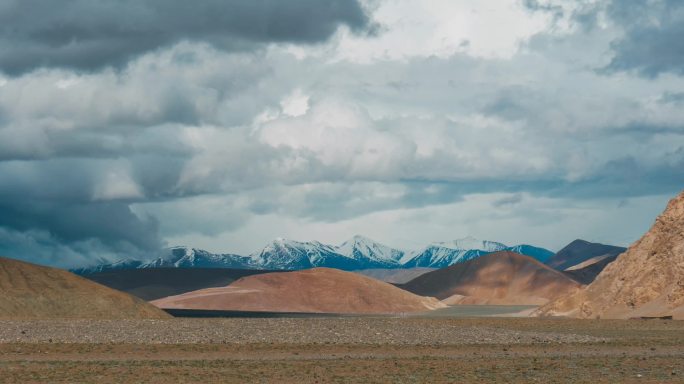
[537,191,684,319]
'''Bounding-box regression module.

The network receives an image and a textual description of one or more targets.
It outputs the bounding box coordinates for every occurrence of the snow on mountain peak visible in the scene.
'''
[336,235,403,263]
[72,235,554,274]
[432,236,508,252]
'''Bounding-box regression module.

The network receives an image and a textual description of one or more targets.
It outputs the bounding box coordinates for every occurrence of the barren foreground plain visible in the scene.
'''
[0,317,682,383]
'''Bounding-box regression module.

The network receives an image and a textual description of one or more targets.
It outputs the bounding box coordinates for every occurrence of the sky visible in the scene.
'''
[1,0,683,268]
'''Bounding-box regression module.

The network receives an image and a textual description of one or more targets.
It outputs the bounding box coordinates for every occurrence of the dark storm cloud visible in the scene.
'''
[603,0,684,77]
[0,153,178,266]
[549,150,684,199]
[524,0,684,78]
[0,201,161,252]
[0,159,161,253]
[0,0,371,75]
[0,44,295,266]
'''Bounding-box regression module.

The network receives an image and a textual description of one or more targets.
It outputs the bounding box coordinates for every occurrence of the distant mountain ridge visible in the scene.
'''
[546,239,626,271]
[72,235,554,274]
[400,237,554,268]
[73,248,250,274]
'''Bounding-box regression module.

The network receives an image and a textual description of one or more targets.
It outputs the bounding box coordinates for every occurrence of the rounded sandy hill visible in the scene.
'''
[399,251,581,306]
[0,256,169,319]
[537,190,684,319]
[152,267,446,314]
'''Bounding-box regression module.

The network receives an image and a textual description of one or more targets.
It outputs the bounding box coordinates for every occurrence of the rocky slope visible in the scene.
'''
[537,191,684,319]
[152,268,446,314]
[0,256,169,319]
[400,251,581,305]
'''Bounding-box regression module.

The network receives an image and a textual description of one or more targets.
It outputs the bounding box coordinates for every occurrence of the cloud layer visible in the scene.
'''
[0,0,683,267]
[604,0,684,77]
[0,0,371,74]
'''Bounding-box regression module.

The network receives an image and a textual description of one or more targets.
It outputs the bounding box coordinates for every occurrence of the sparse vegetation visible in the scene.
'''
[0,318,683,383]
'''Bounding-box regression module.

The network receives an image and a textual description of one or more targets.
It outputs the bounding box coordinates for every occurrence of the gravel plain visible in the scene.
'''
[0,317,604,345]
[1,317,683,383]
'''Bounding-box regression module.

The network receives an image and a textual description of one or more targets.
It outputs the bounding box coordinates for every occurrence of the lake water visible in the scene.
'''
[409,305,538,318]
[164,305,538,318]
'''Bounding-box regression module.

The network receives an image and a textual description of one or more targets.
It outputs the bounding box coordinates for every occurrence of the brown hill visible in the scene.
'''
[0,256,169,319]
[399,251,581,305]
[546,239,625,271]
[151,267,446,314]
[537,191,684,319]
[82,268,273,300]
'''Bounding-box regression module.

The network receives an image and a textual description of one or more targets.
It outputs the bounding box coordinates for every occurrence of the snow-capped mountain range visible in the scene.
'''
[72,235,554,274]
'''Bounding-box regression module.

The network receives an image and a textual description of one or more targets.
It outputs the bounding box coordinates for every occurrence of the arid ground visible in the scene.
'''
[0,317,682,383]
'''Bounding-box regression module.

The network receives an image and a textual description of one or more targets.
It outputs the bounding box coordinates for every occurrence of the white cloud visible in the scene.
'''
[331,0,551,63]
[93,168,144,201]
[259,99,413,176]
[54,77,81,90]
[280,88,310,117]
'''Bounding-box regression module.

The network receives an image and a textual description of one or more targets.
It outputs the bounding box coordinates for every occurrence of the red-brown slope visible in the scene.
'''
[0,257,170,319]
[537,190,684,319]
[400,251,581,305]
[151,267,446,314]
